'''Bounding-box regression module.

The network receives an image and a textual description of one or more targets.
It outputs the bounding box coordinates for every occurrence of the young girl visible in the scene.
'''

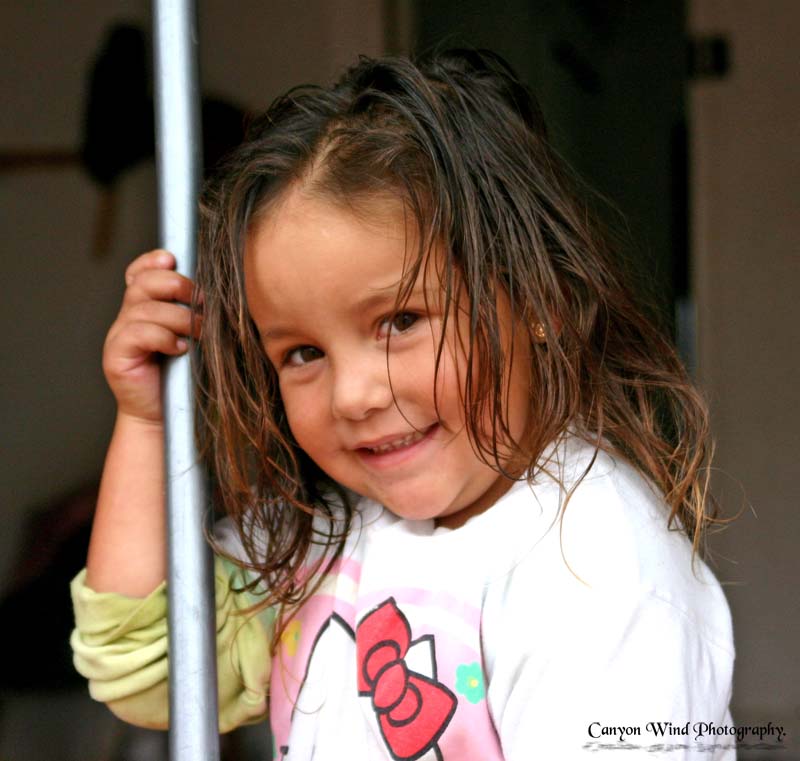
[71,50,735,759]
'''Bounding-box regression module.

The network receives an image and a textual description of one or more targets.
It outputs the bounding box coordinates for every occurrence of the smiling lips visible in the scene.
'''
[358,424,437,455]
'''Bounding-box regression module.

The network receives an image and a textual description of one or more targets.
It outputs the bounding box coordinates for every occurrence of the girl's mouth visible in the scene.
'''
[365,428,427,454]
[356,423,439,464]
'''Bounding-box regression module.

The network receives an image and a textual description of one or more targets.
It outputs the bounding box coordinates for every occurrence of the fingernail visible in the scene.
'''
[176,339,188,351]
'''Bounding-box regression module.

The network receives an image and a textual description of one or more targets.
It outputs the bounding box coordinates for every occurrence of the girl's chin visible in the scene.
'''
[379,491,462,524]
[369,490,449,522]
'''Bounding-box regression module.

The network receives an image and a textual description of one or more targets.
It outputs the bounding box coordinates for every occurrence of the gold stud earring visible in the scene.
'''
[533,322,546,342]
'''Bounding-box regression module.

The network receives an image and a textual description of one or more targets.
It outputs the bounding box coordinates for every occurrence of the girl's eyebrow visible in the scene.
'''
[355,283,439,313]
[353,285,403,314]
[259,326,297,343]
[259,289,401,341]
[258,284,437,342]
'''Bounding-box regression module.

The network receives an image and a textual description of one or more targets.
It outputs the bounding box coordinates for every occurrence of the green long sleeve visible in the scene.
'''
[70,556,274,732]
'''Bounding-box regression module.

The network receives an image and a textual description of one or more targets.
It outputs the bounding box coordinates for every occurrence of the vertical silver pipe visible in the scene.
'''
[153,2,220,759]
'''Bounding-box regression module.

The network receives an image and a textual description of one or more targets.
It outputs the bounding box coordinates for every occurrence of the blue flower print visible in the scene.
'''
[455,662,486,704]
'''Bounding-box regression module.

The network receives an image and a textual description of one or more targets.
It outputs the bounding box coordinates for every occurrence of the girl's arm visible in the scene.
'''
[85,412,167,595]
[86,249,200,596]
[71,556,272,732]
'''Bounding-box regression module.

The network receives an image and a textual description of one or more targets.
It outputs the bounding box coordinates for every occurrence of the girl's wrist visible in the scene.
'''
[114,409,166,436]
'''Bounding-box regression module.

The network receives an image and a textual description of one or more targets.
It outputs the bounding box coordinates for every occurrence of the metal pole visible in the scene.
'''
[153,2,221,759]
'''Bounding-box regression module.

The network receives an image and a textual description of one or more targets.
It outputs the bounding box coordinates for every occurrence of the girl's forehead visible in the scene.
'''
[252,185,411,241]
[245,186,441,278]
[243,187,450,317]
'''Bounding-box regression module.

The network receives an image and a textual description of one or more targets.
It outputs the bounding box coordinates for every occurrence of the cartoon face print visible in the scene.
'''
[274,599,456,761]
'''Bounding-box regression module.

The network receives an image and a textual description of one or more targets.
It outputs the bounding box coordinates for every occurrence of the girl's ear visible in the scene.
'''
[532,315,561,344]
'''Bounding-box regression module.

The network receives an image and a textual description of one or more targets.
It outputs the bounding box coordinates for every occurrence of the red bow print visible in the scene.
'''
[357,599,457,760]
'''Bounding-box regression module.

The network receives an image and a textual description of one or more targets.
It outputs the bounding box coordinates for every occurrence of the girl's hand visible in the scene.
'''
[103,250,201,424]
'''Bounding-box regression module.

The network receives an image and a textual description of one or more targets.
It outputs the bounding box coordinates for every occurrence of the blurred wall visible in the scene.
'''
[0,0,384,588]
[690,0,800,749]
[414,1,686,326]
[0,1,154,588]
[0,3,384,759]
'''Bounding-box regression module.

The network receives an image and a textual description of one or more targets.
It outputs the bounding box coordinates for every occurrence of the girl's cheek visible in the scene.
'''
[278,384,311,440]
[424,345,466,424]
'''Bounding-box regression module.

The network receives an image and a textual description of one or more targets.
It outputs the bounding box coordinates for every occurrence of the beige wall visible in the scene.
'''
[690,0,800,745]
[1,6,387,757]
[0,0,389,749]
[0,1,384,581]
[1,1,153,586]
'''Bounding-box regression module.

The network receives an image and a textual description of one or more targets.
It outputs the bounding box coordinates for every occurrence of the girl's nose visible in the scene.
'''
[330,353,394,421]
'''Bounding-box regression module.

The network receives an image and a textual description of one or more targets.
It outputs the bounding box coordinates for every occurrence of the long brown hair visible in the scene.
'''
[195,49,718,624]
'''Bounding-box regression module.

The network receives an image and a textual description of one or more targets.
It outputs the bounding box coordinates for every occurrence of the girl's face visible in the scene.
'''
[245,189,530,529]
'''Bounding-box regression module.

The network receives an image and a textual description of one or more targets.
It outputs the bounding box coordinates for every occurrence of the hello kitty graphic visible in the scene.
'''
[273,597,457,761]
[356,598,457,760]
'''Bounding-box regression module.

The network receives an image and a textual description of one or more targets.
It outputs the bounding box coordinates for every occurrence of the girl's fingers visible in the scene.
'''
[123,267,197,308]
[121,300,203,341]
[104,250,199,421]
[105,321,189,372]
[124,249,175,283]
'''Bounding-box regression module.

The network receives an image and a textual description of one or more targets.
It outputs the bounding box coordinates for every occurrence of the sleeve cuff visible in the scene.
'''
[70,559,273,732]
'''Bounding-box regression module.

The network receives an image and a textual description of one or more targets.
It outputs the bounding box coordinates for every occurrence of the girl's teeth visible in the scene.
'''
[369,429,426,454]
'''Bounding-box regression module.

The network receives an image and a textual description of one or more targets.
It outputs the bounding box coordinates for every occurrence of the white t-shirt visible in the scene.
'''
[213,436,735,760]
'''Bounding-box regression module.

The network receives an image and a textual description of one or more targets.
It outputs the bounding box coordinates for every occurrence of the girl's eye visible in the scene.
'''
[379,312,419,338]
[284,345,323,367]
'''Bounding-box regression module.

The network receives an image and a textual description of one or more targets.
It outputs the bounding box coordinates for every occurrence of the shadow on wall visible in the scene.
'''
[1,23,247,258]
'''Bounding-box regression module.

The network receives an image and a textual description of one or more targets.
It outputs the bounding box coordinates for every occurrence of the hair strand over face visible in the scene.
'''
[194,49,722,642]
